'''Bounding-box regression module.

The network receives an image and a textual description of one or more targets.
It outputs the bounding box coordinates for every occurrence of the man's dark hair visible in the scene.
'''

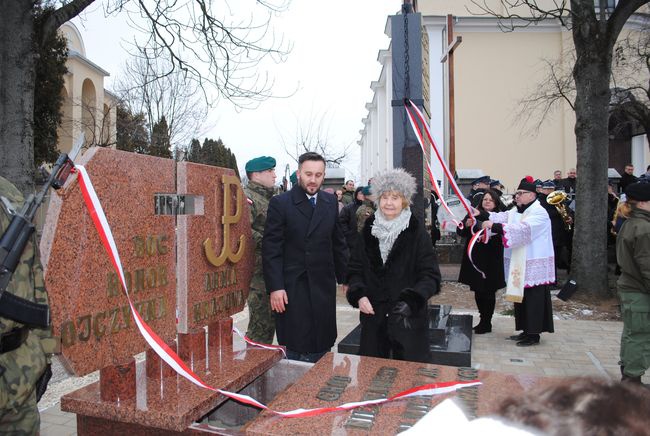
[346,179,354,184]
[647,164,650,171]
[298,152,326,167]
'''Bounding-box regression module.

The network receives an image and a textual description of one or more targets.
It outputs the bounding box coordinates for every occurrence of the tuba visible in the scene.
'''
[546,190,572,231]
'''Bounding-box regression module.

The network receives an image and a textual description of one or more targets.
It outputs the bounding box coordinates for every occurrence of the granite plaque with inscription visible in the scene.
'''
[176,161,253,333]
[42,148,177,375]
[244,353,559,435]
[41,147,282,433]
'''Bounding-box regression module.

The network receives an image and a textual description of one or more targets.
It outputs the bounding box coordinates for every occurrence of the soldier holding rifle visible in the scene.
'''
[0,154,73,433]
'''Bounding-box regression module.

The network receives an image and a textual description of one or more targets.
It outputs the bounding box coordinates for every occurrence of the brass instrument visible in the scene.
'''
[546,190,572,231]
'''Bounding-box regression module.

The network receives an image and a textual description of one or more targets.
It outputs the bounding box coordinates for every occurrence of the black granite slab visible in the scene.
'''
[337,305,472,367]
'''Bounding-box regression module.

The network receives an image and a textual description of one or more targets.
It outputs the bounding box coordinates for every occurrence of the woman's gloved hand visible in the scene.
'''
[392,301,412,329]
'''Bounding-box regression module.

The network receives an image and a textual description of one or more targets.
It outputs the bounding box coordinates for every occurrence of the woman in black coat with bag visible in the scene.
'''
[457,189,506,334]
[347,169,441,363]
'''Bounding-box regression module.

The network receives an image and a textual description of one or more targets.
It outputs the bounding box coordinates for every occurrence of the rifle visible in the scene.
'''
[0,153,75,327]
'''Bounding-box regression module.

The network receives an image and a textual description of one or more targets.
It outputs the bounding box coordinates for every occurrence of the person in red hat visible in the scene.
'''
[474,176,555,346]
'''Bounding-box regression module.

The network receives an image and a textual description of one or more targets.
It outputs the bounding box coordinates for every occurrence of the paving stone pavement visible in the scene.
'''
[39,303,647,435]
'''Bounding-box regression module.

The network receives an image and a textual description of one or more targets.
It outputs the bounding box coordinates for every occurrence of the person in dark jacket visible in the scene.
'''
[560,168,577,195]
[619,164,638,193]
[339,186,365,252]
[347,169,441,363]
[457,189,506,334]
[467,175,490,207]
[262,152,349,363]
[538,180,573,271]
[616,182,650,385]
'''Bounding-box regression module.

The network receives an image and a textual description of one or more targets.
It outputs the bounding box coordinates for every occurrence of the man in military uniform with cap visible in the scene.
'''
[0,176,56,433]
[244,156,278,343]
[467,175,490,206]
[489,179,504,198]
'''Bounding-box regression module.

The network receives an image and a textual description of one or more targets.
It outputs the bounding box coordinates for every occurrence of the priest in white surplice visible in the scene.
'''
[474,176,555,346]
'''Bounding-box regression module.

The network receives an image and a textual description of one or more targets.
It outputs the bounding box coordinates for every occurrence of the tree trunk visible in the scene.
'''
[0,0,37,195]
[571,22,613,298]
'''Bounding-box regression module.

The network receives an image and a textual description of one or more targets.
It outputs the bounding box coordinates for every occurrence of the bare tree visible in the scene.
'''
[470,0,649,297]
[282,112,351,167]
[610,25,650,137]
[0,0,289,194]
[113,51,210,151]
[52,94,119,154]
[515,25,650,138]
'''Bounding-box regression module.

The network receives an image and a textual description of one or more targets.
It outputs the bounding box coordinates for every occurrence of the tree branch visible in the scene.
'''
[43,0,97,41]
[607,0,648,48]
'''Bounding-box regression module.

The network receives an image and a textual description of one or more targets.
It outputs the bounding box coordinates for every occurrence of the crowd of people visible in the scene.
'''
[242,154,650,398]
[2,151,647,431]
[245,153,443,363]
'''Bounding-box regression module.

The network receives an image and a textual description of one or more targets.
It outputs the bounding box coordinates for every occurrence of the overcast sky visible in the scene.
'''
[72,1,400,184]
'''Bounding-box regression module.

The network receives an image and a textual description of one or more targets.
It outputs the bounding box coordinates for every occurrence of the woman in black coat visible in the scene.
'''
[457,189,506,334]
[347,169,441,363]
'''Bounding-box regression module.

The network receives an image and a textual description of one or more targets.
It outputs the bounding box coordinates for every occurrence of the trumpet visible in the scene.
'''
[547,190,572,231]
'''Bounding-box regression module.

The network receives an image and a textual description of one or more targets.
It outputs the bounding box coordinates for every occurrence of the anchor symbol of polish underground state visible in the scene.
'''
[203,174,246,266]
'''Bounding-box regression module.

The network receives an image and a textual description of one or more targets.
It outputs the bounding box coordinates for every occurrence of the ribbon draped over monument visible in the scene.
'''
[73,164,481,419]
[403,99,489,278]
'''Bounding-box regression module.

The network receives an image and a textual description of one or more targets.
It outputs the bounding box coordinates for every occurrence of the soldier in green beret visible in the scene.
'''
[244,156,278,343]
[289,171,297,187]
[0,176,57,433]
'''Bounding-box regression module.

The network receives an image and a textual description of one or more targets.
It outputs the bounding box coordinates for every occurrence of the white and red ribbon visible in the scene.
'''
[404,100,489,277]
[233,326,287,357]
[467,228,490,279]
[73,165,481,418]
[403,100,472,222]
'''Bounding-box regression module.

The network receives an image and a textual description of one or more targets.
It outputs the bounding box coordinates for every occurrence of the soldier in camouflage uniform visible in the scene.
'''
[355,186,376,233]
[244,157,277,344]
[0,176,56,434]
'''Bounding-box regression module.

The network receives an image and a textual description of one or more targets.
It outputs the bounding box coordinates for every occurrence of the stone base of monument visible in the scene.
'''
[62,318,284,435]
[243,352,559,434]
[202,359,313,430]
[337,305,472,367]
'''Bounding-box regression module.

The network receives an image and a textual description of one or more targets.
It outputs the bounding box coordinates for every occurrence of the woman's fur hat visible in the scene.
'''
[370,168,417,203]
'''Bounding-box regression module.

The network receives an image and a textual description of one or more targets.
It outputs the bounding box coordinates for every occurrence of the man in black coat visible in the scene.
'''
[619,164,638,194]
[262,152,349,363]
[539,181,572,271]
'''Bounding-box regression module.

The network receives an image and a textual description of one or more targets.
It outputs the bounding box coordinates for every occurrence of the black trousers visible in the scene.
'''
[514,285,554,335]
[473,289,496,324]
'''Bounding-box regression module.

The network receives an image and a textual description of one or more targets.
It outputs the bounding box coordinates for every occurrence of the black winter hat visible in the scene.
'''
[625,182,650,201]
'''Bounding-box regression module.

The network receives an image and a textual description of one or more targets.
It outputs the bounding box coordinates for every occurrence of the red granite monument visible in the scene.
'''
[42,147,282,432]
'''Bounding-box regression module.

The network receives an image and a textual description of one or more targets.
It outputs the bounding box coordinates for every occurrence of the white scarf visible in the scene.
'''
[371,208,412,263]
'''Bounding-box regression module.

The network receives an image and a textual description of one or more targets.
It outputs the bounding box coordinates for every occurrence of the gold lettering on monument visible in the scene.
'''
[106,234,171,298]
[204,175,246,267]
[204,267,238,292]
[60,296,168,347]
[192,289,245,323]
